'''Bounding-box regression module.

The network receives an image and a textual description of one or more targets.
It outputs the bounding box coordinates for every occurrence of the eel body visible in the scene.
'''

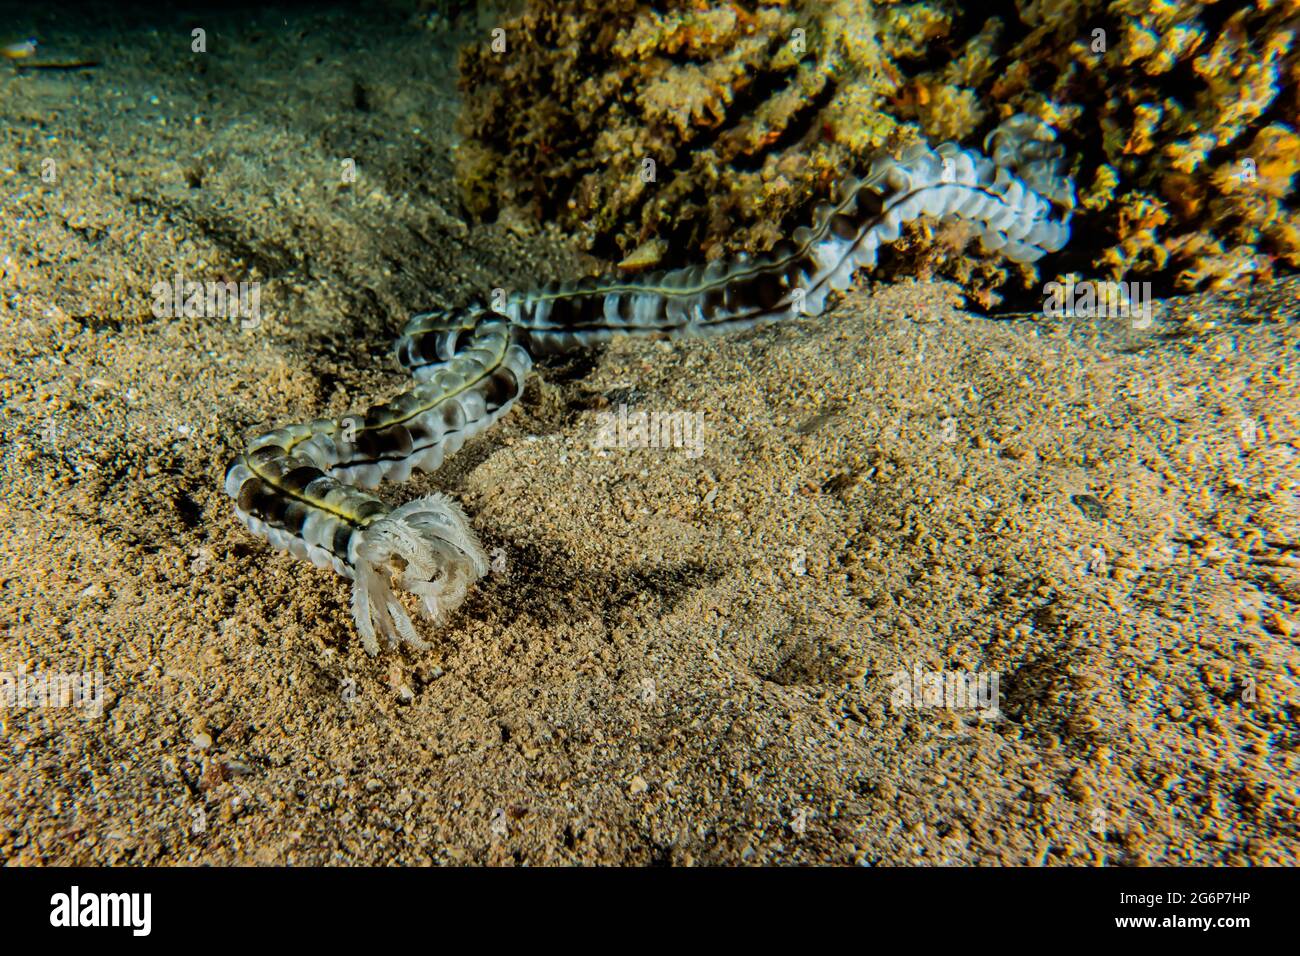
[225,115,1075,654]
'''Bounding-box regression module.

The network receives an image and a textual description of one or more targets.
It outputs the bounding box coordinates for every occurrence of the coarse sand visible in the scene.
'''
[0,6,1296,865]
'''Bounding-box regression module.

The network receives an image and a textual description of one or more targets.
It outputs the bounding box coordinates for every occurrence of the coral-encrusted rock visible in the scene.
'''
[456,0,1298,299]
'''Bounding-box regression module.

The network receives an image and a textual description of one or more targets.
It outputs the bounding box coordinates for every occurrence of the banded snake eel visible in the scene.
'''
[225,115,1076,655]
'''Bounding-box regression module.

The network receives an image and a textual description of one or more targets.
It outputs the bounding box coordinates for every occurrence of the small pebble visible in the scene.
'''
[1071,493,1108,521]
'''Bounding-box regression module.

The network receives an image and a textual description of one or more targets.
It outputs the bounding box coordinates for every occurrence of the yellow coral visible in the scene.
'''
[1123,103,1163,155]
[457,0,1298,296]
[1081,164,1119,213]
[916,85,984,142]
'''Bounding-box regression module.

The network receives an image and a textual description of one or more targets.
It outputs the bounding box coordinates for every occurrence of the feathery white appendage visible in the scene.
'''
[348,494,489,655]
[233,117,1077,654]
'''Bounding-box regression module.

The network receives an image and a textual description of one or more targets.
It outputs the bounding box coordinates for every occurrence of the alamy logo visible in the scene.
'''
[888,665,1001,720]
[49,886,151,936]
[1,667,103,718]
[151,272,261,328]
[1042,279,1152,328]
[594,404,704,458]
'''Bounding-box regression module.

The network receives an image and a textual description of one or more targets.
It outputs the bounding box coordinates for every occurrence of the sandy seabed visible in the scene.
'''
[0,7,1296,865]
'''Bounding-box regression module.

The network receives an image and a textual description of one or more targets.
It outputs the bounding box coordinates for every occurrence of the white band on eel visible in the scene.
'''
[226,115,1075,655]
